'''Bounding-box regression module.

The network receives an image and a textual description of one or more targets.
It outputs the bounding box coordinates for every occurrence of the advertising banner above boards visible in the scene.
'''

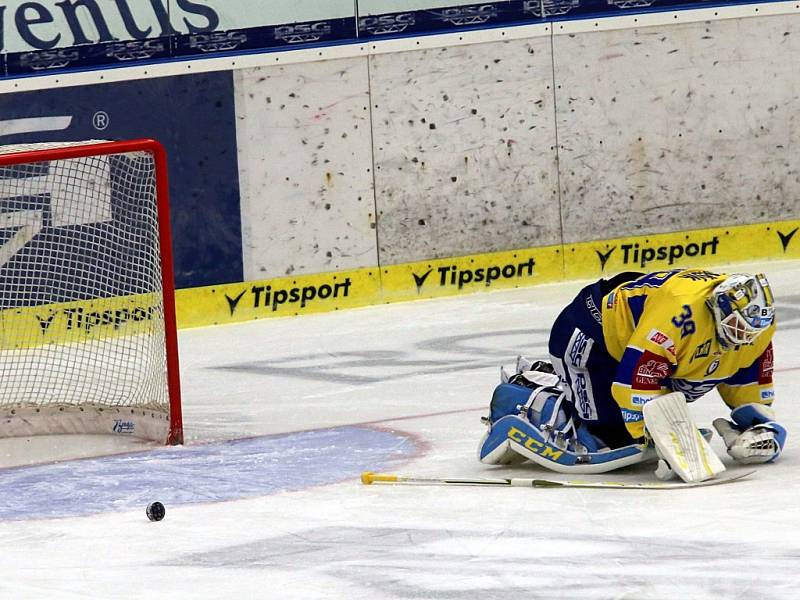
[174,219,800,329]
[0,0,777,77]
[0,0,357,75]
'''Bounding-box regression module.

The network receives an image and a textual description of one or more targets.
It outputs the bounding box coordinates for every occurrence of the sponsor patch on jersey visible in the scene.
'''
[705,358,720,376]
[633,351,671,390]
[630,394,654,406]
[621,408,644,423]
[567,329,593,369]
[761,388,775,402]
[692,339,712,361]
[606,291,616,309]
[585,294,602,324]
[573,372,597,420]
[564,329,598,420]
[670,378,717,401]
[647,329,676,357]
[759,344,774,385]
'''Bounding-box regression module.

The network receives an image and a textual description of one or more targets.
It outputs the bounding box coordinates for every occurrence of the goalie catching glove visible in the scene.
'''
[712,403,787,464]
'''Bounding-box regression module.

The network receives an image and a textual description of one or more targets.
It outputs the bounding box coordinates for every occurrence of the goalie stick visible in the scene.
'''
[361,469,754,490]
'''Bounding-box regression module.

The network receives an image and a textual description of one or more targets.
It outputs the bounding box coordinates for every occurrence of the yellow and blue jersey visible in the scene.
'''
[601,269,775,439]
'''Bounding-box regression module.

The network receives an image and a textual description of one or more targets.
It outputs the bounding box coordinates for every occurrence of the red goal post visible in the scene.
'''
[0,139,183,445]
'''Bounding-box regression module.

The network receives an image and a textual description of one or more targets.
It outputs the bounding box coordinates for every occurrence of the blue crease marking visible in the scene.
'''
[0,427,416,521]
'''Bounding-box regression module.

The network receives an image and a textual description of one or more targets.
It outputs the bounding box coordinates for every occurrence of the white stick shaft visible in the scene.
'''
[360,470,754,490]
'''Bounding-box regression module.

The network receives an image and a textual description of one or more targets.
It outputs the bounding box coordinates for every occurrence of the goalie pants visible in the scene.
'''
[548,272,643,449]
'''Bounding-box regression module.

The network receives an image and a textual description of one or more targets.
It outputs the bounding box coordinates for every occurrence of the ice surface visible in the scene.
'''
[2,260,800,599]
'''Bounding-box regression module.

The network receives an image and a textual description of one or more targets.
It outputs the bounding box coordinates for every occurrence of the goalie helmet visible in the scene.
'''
[707,273,775,346]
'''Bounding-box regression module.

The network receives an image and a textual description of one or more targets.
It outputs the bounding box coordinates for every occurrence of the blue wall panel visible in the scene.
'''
[0,73,243,289]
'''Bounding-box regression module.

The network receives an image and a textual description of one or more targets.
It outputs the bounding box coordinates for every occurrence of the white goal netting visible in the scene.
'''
[0,140,181,444]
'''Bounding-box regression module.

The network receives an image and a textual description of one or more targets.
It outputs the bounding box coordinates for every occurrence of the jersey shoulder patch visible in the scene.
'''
[646,328,677,357]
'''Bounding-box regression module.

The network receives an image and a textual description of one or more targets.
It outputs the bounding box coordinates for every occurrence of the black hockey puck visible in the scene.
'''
[146,501,166,522]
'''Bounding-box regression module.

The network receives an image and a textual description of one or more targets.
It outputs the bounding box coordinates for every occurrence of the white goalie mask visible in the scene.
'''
[707,273,775,346]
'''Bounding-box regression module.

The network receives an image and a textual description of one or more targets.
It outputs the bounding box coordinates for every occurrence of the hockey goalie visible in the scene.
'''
[478,269,786,481]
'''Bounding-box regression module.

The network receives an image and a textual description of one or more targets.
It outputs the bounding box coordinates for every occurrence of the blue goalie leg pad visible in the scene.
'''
[489,383,604,452]
[489,382,572,426]
[488,383,535,424]
[573,423,604,454]
[479,415,646,474]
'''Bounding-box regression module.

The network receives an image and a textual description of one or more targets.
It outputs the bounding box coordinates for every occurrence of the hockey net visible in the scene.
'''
[0,139,182,444]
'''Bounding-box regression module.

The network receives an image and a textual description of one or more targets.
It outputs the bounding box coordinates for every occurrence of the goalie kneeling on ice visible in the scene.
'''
[479,269,789,480]
[478,360,784,481]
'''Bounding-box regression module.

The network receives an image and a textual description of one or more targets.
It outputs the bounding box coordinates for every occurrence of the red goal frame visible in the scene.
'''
[0,139,183,445]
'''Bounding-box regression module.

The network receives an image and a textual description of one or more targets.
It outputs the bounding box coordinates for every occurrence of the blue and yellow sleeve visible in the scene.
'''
[717,343,775,409]
[608,290,681,439]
